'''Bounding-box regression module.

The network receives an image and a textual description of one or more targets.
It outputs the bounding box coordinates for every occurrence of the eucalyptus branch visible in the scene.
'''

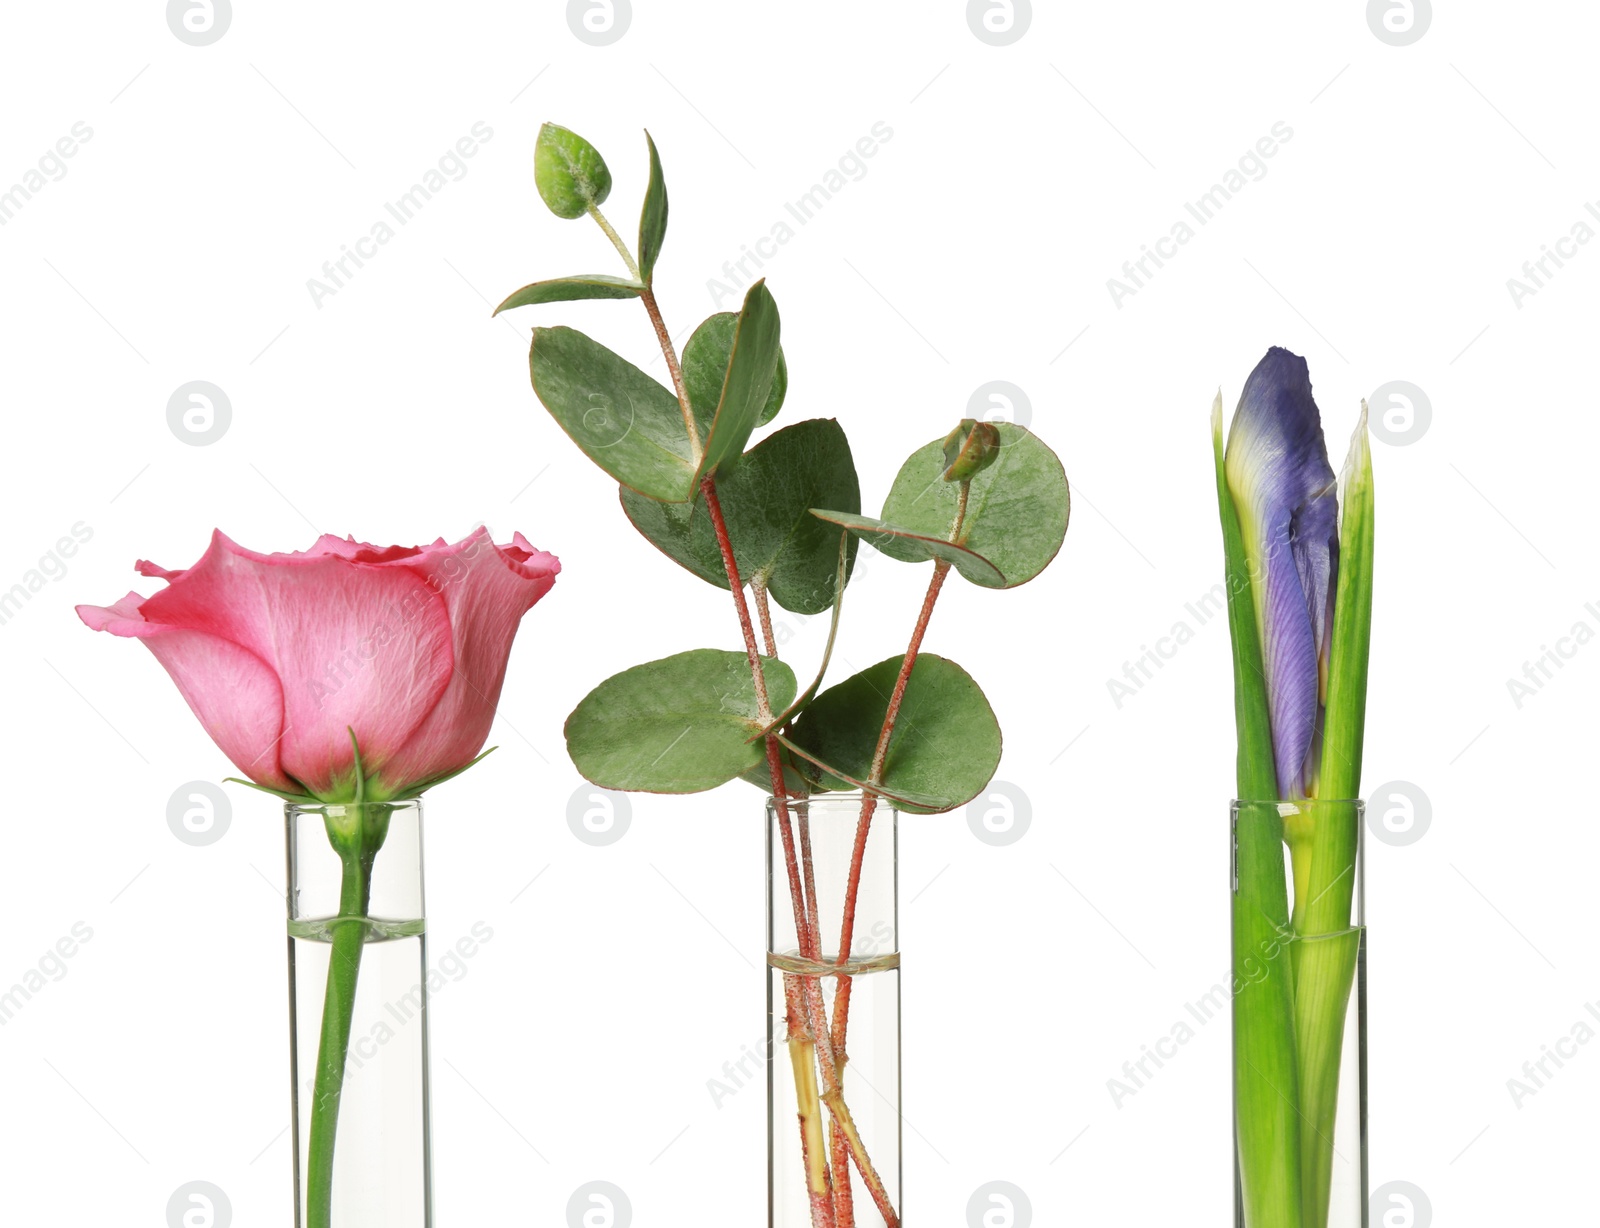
[704,472,896,1228]
[513,124,1068,1228]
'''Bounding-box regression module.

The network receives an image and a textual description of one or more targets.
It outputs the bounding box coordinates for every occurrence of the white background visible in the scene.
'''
[1,2,1594,1224]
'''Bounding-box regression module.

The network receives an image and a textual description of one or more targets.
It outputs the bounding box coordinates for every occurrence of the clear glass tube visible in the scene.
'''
[1232,799,1366,1228]
[767,793,900,1228]
[286,800,431,1228]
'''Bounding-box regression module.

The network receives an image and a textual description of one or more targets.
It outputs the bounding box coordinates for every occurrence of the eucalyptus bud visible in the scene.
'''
[534,122,613,219]
[941,419,1001,482]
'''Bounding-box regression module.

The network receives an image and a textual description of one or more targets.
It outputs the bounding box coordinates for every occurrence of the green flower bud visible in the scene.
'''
[941,419,1001,482]
[534,122,613,220]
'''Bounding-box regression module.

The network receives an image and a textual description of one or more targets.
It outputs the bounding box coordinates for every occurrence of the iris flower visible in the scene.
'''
[1224,347,1340,800]
[1214,347,1374,1228]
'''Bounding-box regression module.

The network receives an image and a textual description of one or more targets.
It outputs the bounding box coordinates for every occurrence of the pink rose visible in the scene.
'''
[78,528,559,801]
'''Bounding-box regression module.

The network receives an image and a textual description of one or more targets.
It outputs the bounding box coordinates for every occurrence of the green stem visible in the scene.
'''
[1291,420,1374,1228]
[1214,400,1303,1228]
[586,201,702,459]
[586,204,641,281]
[306,810,384,1228]
[1290,803,1361,1228]
[1232,804,1303,1228]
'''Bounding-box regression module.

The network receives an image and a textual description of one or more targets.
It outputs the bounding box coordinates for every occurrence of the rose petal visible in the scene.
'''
[77,595,295,791]
[138,530,456,796]
[374,527,560,789]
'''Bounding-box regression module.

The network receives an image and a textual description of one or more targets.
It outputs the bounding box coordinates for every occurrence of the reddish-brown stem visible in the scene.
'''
[771,772,817,961]
[784,955,835,1228]
[704,476,811,955]
[703,466,895,1228]
[797,813,824,961]
[830,559,951,1054]
[871,560,951,782]
[830,1123,855,1226]
[799,808,854,1226]
[754,577,779,660]
[832,481,968,1057]
[640,285,701,457]
[703,479,772,710]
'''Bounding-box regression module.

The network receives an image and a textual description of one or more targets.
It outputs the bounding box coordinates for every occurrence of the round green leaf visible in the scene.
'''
[620,418,860,614]
[616,494,721,588]
[566,650,797,793]
[878,424,1069,588]
[535,123,612,220]
[529,326,696,502]
[785,654,1001,813]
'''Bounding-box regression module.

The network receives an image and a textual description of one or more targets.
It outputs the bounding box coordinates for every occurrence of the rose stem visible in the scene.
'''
[305,819,378,1228]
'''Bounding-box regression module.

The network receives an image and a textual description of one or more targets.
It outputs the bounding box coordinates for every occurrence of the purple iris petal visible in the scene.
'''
[1224,347,1339,798]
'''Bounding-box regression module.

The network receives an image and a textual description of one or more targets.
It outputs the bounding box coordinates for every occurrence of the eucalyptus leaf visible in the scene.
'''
[534,123,612,220]
[785,654,1001,814]
[638,130,667,284]
[619,418,860,613]
[875,424,1069,589]
[693,280,782,481]
[616,494,721,587]
[565,649,797,793]
[494,274,643,314]
[809,509,1004,587]
[683,312,788,435]
[529,326,696,502]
